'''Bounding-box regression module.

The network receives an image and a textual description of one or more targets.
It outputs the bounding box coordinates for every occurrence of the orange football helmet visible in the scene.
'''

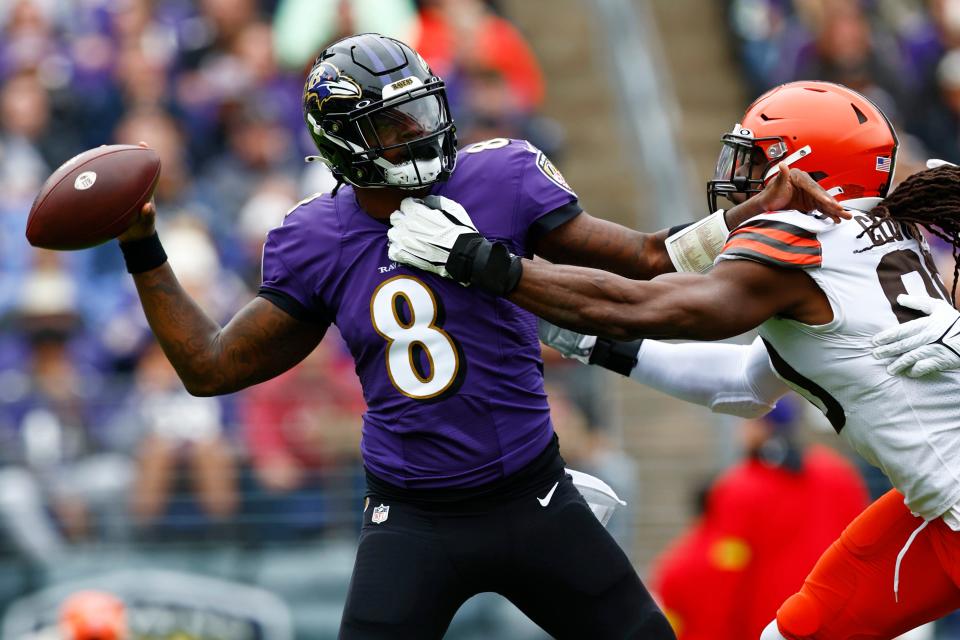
[59,590,127,640]
[708,81,899,211]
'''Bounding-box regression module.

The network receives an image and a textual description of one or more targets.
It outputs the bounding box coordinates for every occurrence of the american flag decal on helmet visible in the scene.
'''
[876,156,892,173]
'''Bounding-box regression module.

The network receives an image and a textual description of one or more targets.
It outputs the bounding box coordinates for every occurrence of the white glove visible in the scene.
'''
[872,294,960,377]
[387,195,478,279]
[537,319,596,364]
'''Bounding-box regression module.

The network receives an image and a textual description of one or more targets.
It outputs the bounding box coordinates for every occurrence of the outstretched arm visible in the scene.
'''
[633,339,788,417]
[539,320,789,418]
[531,163,847,280]
[388,197,822,340]
[122,205,326,396]
[510,258,811,341]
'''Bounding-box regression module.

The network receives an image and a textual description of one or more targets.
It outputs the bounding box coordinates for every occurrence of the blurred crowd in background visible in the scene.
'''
[0,0,581,567]
[3,0,960,636]
[727,0,960,171]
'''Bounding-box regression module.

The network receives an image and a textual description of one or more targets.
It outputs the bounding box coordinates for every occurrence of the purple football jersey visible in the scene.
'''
[260,139,580,488]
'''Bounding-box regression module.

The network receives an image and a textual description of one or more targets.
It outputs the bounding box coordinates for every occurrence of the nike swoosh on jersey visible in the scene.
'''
[537,481,560,507]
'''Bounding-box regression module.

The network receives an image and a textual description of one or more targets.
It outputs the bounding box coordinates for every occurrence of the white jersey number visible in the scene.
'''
[876,249,950,323]
[370,276,461,399]
[465,138,510,154]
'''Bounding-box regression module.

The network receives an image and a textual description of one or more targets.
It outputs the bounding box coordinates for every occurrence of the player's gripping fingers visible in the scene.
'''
[537,319,595,363]
[907,353,956,377]
[387,242,444,275]
[871,294,950,359]
[871,303,937,348]
[387,224,424,260]
[895,293,937,315]
[422,195,477,230]
[872,328,935,360]
[787,165,849,222]
[399,198,449,237]
[886,345,938,376]
[117,199,157,243]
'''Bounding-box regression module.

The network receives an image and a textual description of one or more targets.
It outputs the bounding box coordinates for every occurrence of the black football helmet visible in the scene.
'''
[303,33,457,190]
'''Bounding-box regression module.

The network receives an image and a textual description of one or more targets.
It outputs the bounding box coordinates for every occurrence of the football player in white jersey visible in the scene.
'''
[386,81,960,639]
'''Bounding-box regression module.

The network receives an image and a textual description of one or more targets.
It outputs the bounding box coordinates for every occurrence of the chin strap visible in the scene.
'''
[305,155,345,196]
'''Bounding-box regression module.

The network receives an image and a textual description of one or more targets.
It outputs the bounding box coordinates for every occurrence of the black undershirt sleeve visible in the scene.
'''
[527,201,583,246]
[257,286,333,327]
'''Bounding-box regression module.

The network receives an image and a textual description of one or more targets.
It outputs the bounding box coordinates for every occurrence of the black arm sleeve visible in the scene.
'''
[589,339,644,376]
[257,286,333,327]
[527,201,583,246]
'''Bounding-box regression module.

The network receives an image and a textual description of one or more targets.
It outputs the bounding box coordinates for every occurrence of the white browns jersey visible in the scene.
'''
[717,203,960,521]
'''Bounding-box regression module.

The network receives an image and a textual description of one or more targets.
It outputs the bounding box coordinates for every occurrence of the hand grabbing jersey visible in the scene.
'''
[388,195,523,296]
[872,294,960,377]
[387,196,480,280]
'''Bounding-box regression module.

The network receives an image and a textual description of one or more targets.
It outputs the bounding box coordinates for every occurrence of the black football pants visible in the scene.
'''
[338,471,675,639]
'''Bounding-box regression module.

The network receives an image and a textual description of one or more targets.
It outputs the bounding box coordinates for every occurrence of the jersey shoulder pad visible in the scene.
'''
[745,209,836,235]
[281,191,332,223]
[719,210,828,270]
[459,138,574,195]
[265,191,342,259]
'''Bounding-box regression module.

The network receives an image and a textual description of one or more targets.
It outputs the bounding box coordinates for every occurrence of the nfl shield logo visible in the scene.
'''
[372,504,390,524]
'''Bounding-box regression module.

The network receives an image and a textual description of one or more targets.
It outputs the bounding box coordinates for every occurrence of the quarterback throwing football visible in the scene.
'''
[118,34,849,639]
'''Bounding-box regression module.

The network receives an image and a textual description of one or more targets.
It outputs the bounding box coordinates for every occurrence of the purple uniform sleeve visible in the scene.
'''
[514,143,581,244]
[257,221,332,326]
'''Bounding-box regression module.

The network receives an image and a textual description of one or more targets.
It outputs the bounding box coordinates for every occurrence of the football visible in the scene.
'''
[26,144,161,250]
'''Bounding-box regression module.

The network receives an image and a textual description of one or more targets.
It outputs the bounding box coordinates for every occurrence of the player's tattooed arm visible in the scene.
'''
[131,265,325,396]
[532,164,846,280]
[120,194,324,395]
[509,258,826,342]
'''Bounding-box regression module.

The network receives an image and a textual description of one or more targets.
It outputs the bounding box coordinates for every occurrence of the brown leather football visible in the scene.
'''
[26,144,161,250]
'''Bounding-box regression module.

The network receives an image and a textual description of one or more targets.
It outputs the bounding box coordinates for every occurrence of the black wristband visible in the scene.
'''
[447,234,523,296]
[119,232,167,274]
[588,338,643,376]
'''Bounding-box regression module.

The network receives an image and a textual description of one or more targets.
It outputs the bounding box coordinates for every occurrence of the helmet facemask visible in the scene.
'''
[707,124,791,212]
[306,76,457,190]
[355,91,454,187]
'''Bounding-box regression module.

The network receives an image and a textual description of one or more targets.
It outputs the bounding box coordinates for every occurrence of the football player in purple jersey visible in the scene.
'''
[116,34,844,640]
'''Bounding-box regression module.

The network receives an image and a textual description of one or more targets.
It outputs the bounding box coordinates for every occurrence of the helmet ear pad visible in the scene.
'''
[302,34,458,190]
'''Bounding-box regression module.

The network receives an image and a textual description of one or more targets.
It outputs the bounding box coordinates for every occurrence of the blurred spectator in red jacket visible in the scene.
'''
[651,396,868,640]
[242,333,363,492]
[240,332,364,538]
[415,0,544,112]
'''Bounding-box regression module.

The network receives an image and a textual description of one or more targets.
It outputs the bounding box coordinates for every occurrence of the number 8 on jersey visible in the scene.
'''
[370,276,462,399]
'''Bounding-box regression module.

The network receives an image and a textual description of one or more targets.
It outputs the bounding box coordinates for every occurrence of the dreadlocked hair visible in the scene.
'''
[867,165,960,302]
